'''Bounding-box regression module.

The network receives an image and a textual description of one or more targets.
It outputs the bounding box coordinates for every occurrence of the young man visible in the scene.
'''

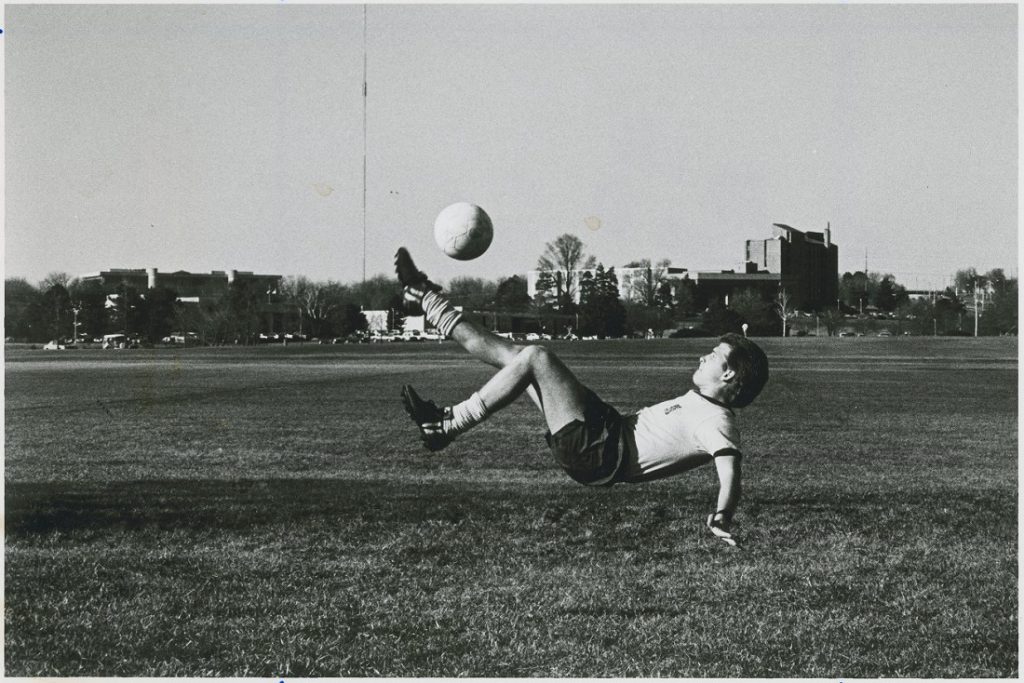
[395,248,769,547]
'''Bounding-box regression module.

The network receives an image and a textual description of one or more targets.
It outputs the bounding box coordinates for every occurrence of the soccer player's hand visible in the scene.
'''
[706,514,740,548]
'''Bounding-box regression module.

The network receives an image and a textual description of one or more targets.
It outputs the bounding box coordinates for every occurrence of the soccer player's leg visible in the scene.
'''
[395,246,540,405]
[475,344,586,435]
[401,343,587,451]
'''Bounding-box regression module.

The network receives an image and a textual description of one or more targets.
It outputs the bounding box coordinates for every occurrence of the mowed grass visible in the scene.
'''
[5,337,1017,676]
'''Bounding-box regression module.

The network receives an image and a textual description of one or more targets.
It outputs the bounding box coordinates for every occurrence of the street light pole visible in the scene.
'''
[72,303,81,344]
[973,287,980,337]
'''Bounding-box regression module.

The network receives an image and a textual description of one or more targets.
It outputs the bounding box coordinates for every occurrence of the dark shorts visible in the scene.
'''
[544,389,628,487]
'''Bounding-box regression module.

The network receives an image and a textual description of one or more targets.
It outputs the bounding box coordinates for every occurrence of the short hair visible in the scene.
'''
[719,333,769,408]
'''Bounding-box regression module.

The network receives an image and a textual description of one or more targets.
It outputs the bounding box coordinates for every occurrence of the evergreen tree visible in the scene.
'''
[225,279,264,344]
[68,279,109,341]
[673,278,697,317]
[875,277,895,312]
[39,282,72,341]
[577,269,598,336]
[111,282,145,338]
[141,286,179,344]
[5,278,41,341]
[702,301,745,336]
[337,303,369,336]
[494,275,531,311]
[600,267,627,337]
[532,271,556,309]
[731,288,781,336]
[980,268,1017,335]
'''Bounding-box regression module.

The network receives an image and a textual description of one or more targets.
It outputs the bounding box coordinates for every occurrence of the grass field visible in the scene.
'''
[4,337,1018,676]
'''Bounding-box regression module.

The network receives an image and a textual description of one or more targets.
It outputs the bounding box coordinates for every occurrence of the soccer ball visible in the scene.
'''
[433,202,493,260]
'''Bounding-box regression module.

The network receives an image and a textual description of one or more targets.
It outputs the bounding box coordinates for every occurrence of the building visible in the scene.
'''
[80,267,286,336]
[79,267,282,303]
[744,223,838,310]
[526,222,839,312]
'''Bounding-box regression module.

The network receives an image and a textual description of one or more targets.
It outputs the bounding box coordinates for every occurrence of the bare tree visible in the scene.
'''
[537,234,596,308]
[280,276,339,337]
[624,258,672,306]
[40,271,73,291]
[776,287,794,337]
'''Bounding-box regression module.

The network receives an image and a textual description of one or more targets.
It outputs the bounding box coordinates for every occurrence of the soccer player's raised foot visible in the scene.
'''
[401,384,454,452]
[394,247,442,290]
[394,247,442,314]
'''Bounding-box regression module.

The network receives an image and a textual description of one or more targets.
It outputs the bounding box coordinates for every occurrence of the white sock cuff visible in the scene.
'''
[421,290,463,337]
[464,392,488,420]
[446,392,490,434]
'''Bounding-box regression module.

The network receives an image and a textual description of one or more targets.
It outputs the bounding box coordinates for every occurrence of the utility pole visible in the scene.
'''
[973,286,980,337]
[72,302,81,344]
[361,3,368,282]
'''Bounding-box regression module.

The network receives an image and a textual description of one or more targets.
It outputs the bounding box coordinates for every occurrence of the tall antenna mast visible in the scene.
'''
[361,4,368,282]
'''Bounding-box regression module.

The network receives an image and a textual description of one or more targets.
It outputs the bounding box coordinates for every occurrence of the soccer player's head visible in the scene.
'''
[717,333,770,408]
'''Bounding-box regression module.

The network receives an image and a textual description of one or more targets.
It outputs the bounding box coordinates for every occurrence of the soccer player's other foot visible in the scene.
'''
[401,384,454,452]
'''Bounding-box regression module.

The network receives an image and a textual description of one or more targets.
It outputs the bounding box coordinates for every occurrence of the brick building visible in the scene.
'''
[744,223,839,310]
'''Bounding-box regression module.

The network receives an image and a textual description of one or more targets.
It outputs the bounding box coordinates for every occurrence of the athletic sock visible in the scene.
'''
[420,290,463,337]
[444,392,489,435]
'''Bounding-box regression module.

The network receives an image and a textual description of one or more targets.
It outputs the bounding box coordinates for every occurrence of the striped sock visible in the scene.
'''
[420,290,463,337]
[444,392,489,435]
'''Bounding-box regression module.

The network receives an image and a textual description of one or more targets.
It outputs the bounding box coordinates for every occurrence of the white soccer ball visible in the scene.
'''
[433,202,493,260]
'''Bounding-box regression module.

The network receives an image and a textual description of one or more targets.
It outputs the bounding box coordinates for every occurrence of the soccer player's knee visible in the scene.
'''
[520,344,551,367]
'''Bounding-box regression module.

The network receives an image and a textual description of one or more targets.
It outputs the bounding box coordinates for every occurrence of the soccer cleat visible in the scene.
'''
[401,285,431,314]
[394,247,442,291]
[706,514,740,548]
[394,248,442,314]
[401,384,454,452]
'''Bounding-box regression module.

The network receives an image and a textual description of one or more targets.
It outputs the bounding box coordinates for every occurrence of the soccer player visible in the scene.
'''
[395,248,769,547]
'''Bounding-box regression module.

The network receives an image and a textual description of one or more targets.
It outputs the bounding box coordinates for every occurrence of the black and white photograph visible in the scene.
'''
[4,2,1018,677]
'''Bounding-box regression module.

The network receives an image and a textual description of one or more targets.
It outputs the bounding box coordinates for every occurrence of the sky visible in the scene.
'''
[5,3,1018,291]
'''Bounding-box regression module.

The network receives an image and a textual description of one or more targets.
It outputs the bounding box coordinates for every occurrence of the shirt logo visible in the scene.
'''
[664,404,681,415]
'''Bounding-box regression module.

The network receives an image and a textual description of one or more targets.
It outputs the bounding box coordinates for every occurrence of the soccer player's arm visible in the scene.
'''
[711,449,742,527]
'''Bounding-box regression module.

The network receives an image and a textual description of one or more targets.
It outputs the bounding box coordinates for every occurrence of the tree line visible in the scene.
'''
[5,237,1017,344]
[4,274,392,345]
[835,267,1017,336]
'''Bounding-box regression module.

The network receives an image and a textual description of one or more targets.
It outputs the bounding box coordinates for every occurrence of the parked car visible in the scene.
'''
[163,331,200,345]
[101,333,138,349]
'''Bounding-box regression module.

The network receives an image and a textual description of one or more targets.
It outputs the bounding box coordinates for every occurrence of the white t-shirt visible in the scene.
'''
[620,390,740,483]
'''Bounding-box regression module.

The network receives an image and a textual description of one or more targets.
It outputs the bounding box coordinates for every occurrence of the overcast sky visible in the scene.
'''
[5,3,1018,290]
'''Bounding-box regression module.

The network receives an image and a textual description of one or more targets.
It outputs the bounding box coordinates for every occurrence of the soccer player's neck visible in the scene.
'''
[692,382,733,409]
